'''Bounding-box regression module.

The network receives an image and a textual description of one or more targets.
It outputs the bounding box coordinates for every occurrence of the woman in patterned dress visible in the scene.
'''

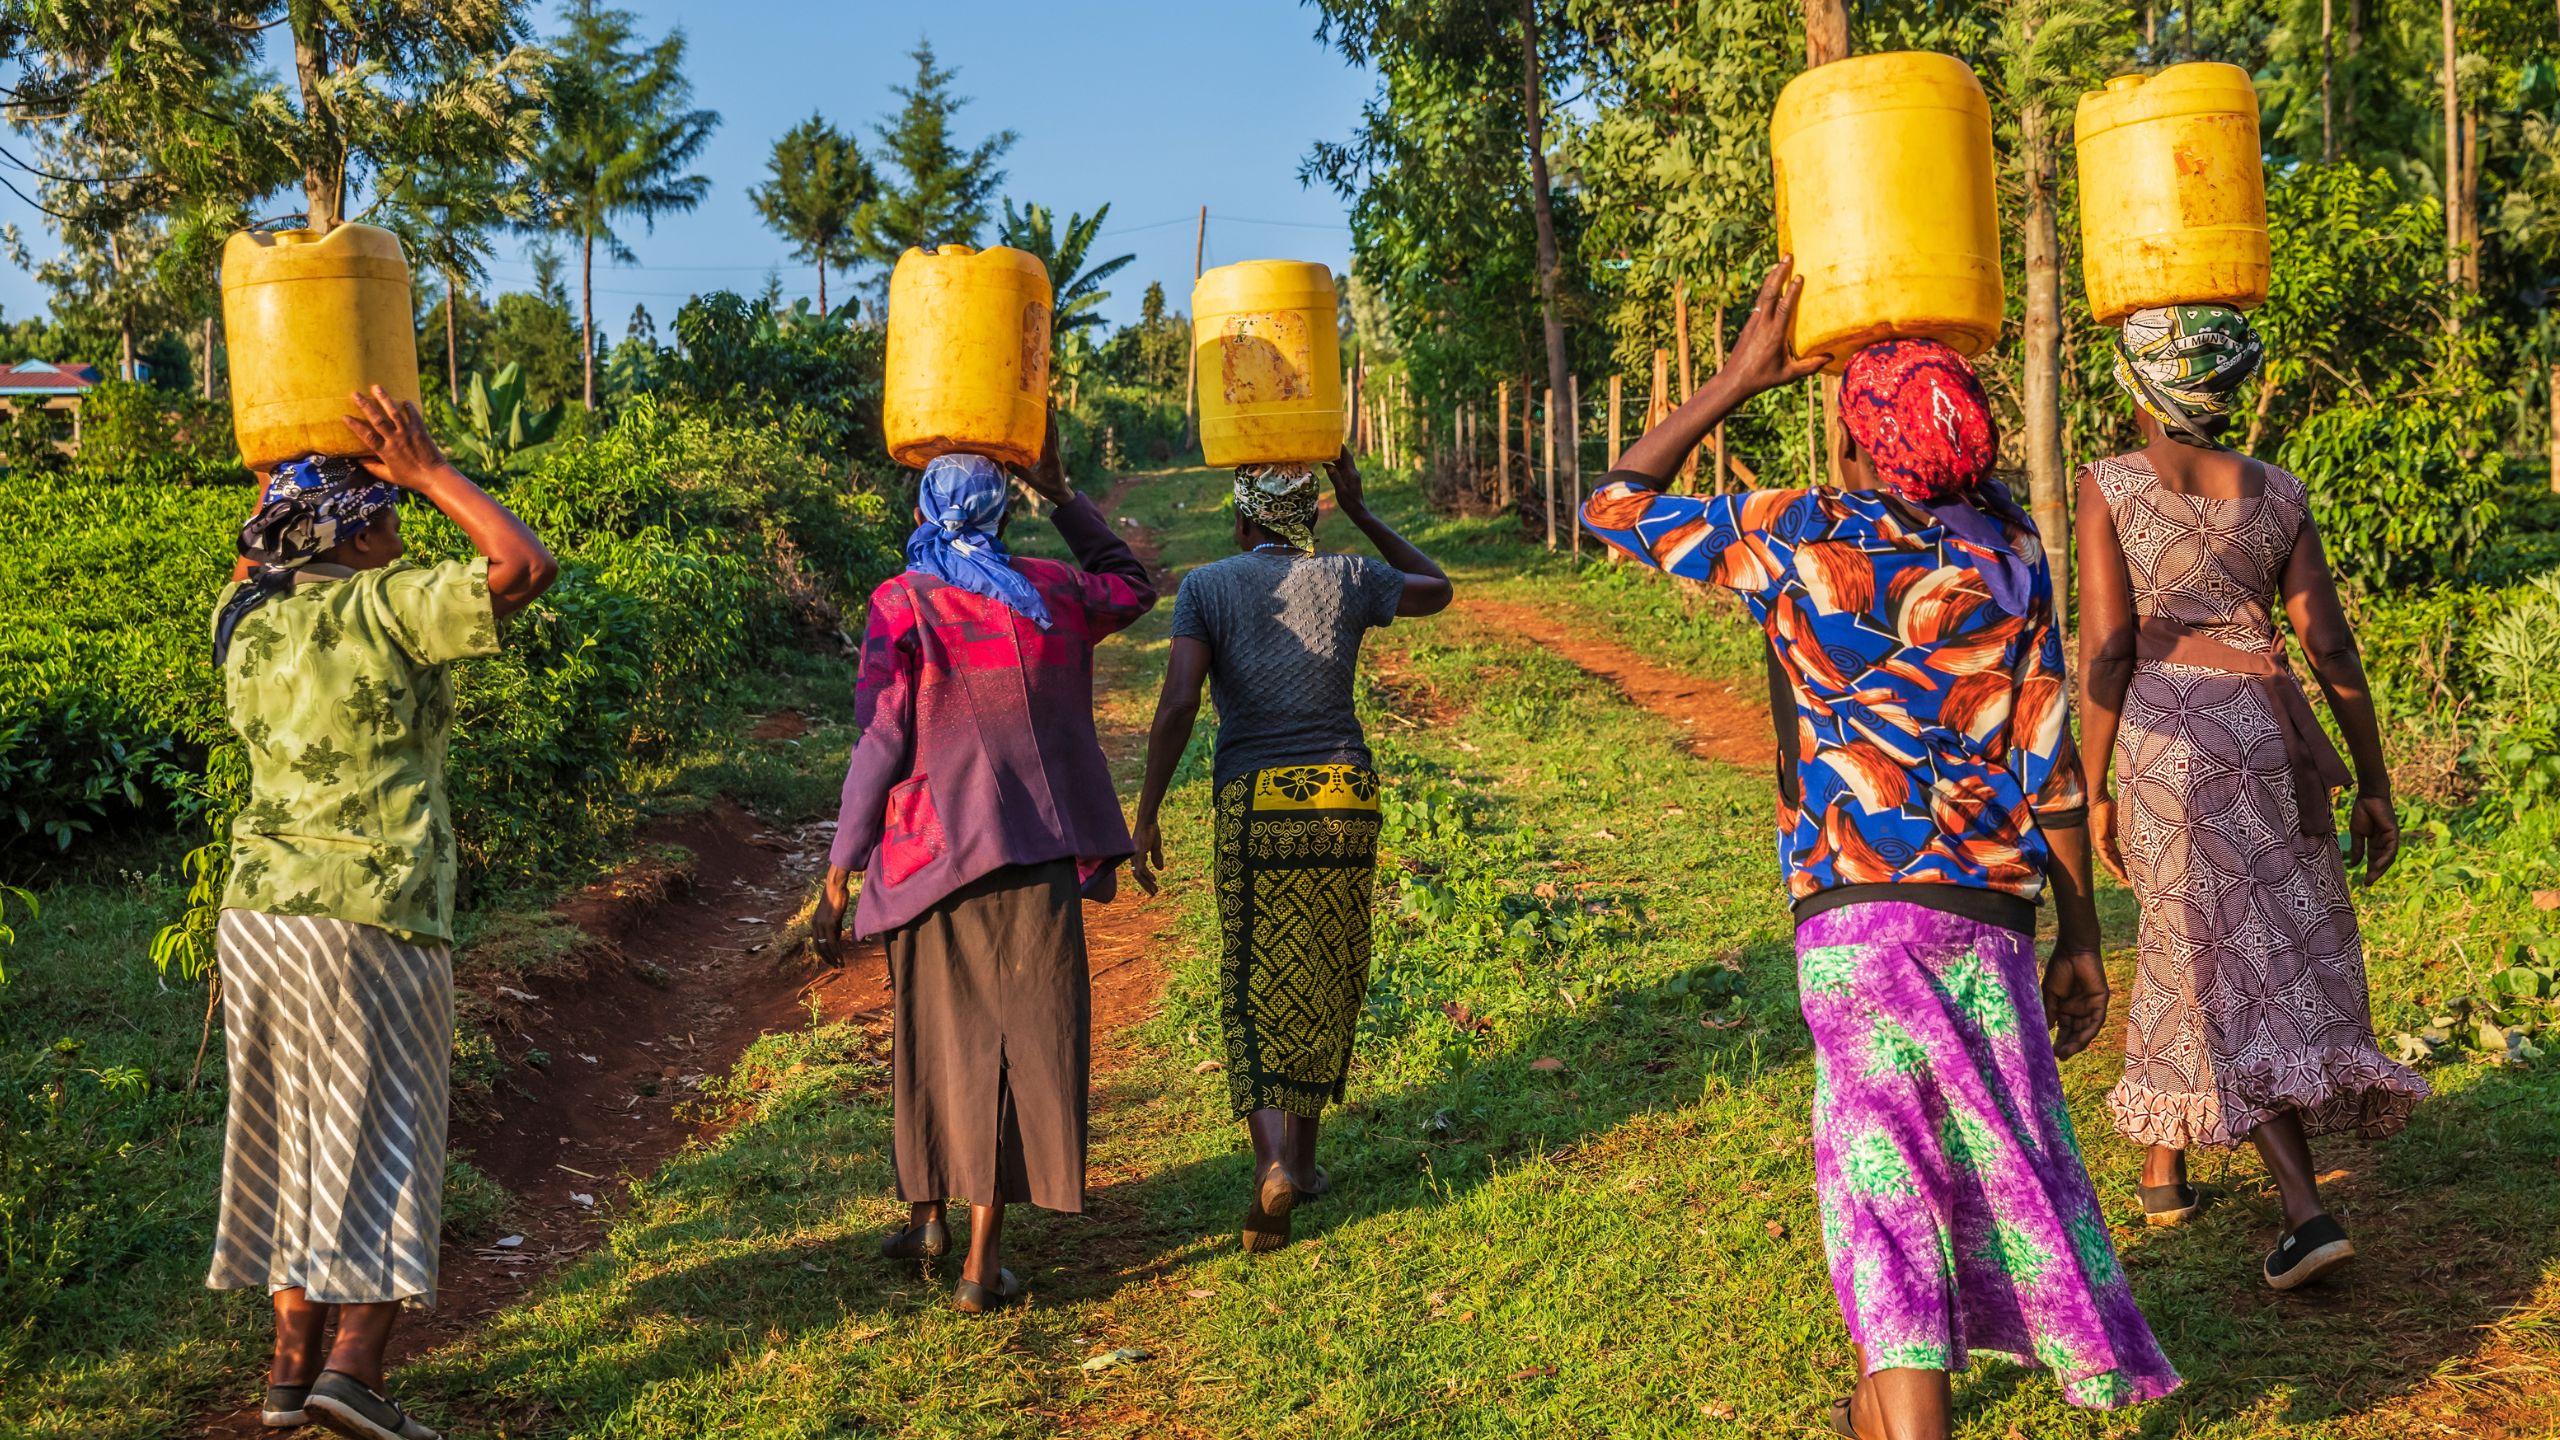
[1581,261,2179,1439]
[211,389,557,1440]
[2078,304,2426,1291]
[1129,447,1451,1252]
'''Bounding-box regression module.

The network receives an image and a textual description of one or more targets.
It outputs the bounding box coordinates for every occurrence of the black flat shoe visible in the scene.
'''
[877,1218,950,1260]
[2265,1214,2354,1291]
[2139,1179,2204,1226]
[1242,1164,1298,1253]
[1828,1394,1856,1437]
[304,1371,437,1440]
[952,1267,1021,1314]
[262,1384,311,1428]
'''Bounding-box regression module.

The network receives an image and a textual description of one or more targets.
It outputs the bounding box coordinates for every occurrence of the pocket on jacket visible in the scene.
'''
[882,774,946,885]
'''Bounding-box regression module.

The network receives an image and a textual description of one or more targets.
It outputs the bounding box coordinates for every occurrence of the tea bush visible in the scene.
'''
[0,401,904,887]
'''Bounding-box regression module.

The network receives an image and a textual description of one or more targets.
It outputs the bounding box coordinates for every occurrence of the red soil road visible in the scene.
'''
[1446,594,1777,769]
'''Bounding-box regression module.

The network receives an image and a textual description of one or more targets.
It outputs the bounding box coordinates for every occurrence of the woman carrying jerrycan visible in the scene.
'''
[812,244,1158,1315]
[1580,258,2181,1439]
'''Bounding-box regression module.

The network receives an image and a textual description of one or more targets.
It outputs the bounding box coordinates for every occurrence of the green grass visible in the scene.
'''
[18,465,2560,1437]
[0,644,873,1439]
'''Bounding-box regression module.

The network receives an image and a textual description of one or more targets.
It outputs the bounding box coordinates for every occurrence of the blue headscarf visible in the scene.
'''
[215,454,401,663]
[904,452,1051,629]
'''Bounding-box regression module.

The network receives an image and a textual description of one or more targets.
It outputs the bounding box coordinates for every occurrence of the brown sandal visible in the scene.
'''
[1241,1164,1298,1252]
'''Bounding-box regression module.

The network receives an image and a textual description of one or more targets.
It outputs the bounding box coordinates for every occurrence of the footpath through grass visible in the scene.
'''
[51,466,2559,1438]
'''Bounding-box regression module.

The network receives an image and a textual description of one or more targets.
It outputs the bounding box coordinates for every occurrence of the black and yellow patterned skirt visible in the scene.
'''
[1214,764,1382,1118]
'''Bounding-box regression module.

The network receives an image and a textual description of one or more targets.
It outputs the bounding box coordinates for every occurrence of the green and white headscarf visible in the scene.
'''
[1234,464,1321,551]
[2112,304,2265,446]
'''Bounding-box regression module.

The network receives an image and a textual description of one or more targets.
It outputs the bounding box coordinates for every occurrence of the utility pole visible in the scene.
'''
[1185,204,1206,449]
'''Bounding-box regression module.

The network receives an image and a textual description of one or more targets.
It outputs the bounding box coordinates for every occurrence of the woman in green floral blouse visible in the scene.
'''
[207,388,554,1440]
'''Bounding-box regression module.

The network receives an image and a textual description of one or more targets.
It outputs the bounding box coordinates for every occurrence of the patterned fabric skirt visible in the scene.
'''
[1214,764,1381,1117]
[2109,667,2428,1149]
[1799,901,2181,1410]
[208,909,454,1307]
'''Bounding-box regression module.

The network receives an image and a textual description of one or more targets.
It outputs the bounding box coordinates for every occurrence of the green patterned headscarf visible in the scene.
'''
[1234,464,1320,551]
[2112,304,2265,446]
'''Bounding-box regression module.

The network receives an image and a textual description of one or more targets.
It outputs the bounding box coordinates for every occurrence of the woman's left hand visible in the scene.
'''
[2347,792,2400,883]
[2041,947,2110,1061]
[1325,445,1365,512]
[1720,257,1833,401]
[344,386,454,491]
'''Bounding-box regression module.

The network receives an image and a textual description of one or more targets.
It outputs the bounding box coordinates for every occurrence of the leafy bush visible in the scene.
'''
[69,380,238,487]
[655,292,889,468]
[0,403,902,895]
[2278,396,2506,587]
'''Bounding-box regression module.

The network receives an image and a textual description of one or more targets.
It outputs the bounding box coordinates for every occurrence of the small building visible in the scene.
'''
[0,360,101,451]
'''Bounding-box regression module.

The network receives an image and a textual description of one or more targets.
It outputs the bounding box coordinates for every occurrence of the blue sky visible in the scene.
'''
[0,1,1375,339]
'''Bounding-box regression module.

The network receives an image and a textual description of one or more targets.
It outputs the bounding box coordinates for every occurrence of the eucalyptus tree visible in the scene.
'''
[998,200,1134,354]
[522,0,719,407]
[750,114,874,317]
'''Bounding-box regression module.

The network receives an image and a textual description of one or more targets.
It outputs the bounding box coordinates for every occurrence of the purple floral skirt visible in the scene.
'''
[1799,901,2181,1409]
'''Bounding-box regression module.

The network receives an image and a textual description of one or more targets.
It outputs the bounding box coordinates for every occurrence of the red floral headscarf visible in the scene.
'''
[1838,339,1998,503]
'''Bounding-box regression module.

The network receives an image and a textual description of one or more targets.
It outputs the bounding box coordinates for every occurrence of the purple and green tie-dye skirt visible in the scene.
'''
[1798,900,2182,1409]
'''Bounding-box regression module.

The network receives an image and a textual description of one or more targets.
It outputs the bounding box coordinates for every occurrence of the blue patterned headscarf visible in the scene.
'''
[904,452,1051,630]
[215,454,401,664]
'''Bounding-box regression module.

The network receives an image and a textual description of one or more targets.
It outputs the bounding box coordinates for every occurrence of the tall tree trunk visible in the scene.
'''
[120,316,136,383]
[2322,0,2337,161]
[581,228,597,409]
[2443,0,2463,306]
[817,258,829,319]
[291,21,341,231]
[445,268,461,405]
[2023,98,2071,600]
[2461,104,2481,288]
[1520,0,1575,510]
[203,315,216,400]
[2549,361,2559,494]
[1804,0,1849,485]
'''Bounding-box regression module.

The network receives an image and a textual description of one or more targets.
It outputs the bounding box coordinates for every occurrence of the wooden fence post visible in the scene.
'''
[1712,302,1729,493]
[1541,387,1556,551]
[1519,381,1533,522]
[1649,348,1670,430]
[1675,279,1697,491]
[1568,374,1583,558]
[1607,373,1623,467]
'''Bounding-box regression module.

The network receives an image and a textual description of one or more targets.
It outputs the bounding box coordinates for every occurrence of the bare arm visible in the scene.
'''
[2073,468,2137,882]
[1324,447,1452,616]
[344,386,558,617]
[2280,520,2400,880]
[1129,636,1213,895]
[1612,258,1829,488]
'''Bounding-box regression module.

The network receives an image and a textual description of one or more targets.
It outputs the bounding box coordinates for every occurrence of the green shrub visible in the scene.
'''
[2278,396,2506,588]
[70,380,238,487]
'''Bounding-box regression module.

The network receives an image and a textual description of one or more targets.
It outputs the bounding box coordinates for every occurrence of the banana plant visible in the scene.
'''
[446,362,562,473]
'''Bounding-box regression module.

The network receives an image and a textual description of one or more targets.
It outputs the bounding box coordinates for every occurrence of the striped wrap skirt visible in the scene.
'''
[207,909,454,1307]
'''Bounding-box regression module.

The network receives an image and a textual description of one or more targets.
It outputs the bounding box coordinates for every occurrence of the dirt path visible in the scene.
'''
[1446,594,1775,768]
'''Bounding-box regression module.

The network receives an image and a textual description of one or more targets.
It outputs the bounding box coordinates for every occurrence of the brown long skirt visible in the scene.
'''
[886,859,1090,1213]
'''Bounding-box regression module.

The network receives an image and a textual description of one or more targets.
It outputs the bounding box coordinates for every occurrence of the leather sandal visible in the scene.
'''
[1828,1393,1860,1437]
[877,1217,950,1260]
[1242,1164,1298,1252]
[952,1267,1021,1314]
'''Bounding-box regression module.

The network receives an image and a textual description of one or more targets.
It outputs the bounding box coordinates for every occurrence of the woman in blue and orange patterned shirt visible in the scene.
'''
[1579,261,2179,1439]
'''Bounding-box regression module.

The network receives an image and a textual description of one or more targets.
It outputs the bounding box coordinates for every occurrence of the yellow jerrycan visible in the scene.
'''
[220,223,422,471]
[883,244,1052,470]
[1770,52,2003,370]
[2075,62,2268,324]
[1192,260,1344,467]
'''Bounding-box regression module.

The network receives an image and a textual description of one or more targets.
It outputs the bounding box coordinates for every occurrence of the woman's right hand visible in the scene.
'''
[1129,813,1165,897]
[1719,257,1832,401]
[2088,795,2131,885]
[810,866,853,966]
